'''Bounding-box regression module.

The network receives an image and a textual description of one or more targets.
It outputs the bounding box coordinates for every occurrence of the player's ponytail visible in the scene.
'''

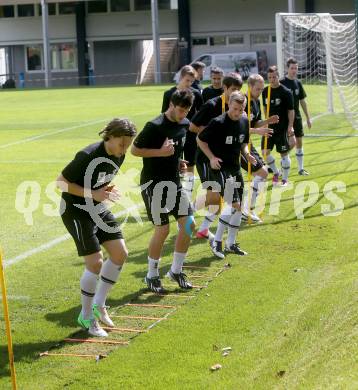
[99,118,137,140]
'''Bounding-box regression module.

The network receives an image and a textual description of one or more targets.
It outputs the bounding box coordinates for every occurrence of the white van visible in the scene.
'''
[174,51,268,82]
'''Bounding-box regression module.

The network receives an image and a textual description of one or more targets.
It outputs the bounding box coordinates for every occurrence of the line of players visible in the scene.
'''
[57,58,311,337]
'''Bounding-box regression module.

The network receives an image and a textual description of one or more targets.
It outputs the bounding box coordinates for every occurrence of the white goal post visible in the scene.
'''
[275,13,358,132]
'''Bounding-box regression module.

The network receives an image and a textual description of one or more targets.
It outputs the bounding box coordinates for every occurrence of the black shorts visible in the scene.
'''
[196,158,211,184]
[142,182,193,226]
[240,145,264,173]
[184,131,197,167]
[261,131,289,154]
[61,207,123,257]
[208,167,244,205]
[294,117,304,137]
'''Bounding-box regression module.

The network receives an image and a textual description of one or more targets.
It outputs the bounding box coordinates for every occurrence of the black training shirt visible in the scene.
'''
[198,112,249,169]
[280,77,306,119]
[133,113,189,185]
[62,141,125,206]
[191,95,227,127]
[161,86,203,120]
[202,85,224,102]
[245,96,262,127]
[262,84,294,132]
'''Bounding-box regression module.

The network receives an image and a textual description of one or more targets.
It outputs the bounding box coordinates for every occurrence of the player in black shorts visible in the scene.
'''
[56,118,137,337]
[262,66,295,186]
[281,58,312,175]
[162,65,203,196]
[197,91,257,258]
[132,89,195,293]
[242,74,277,223]
[191,61,206,92]
[190,72,243,240]
[202,67,224,102]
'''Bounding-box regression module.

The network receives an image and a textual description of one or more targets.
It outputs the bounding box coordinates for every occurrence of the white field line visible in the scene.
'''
[4,203,143,268]
[305,112,358,137]
[0,118,109,149]
[0,295,30,301]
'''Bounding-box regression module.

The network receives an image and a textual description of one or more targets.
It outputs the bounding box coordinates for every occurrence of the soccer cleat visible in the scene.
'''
[210,240,225,259]
[196,228,215,241]
[267,166,273,173]
[242,211,262,223]
[281,179,288,187]
[166,270,193,289]
[144,276,166,294]
[88,318,108,337]
[93,304,115,328]
[272,174,279,186]
[77,312,91,330]
[224,243,248,256]
[298,169,309,176]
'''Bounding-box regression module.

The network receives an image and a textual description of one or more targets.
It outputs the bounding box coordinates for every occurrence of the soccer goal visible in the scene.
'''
[276,13,358,135]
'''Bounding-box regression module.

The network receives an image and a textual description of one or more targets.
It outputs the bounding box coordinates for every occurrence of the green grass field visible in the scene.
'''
[0,84,357,389]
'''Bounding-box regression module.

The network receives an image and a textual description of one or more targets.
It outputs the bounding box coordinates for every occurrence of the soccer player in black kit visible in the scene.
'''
[162,65,203,197]
[281,58,312,175]
[131,89,195,293]
[262,65,295,186]
[202,67,224,102]
[57,118,137,337]
[197,91,257,258]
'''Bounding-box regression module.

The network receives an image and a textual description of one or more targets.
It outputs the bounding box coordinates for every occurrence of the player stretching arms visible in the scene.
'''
[57,119,137,337]
[132,89,195,293]
[281,58,312,175]
[262,66,294,186]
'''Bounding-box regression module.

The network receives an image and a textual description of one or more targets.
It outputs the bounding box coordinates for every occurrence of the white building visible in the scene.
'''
[0,0,354,87]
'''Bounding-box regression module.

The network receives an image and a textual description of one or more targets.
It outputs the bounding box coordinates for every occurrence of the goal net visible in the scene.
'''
[276,13,358,135]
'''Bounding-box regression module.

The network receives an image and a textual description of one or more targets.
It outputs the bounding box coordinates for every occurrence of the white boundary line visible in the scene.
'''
[304,112,358,137]
[0,118,109,149]
[5,203,143,268]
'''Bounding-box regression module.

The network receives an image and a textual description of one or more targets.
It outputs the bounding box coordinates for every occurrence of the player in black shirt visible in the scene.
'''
[197,91,257,258]
[202,66,224,102]
[56,118,137,337]
[281,58,312,175]
[262,65,294,186]
[132,89,195,293]
[191,61,206,92]
[242,74,277,222]
[161,65,203,186]
[190,73,243,240]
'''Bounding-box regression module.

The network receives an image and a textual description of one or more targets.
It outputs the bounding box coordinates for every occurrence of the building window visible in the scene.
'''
[209,36,226,46]
[59,2,76,14]
[18,4,35,17]
[110,0,130,12]
[0,5,15,18]
[250,33,270,45]
[88,0,108,13]
[134,0,150,10]
[26,46,43,71]
[38,3,57,16]
[228,35,244,45]
[192,37,207,46]
[51,43,77,70]
[158,0,171,9]
[271,34,276,43]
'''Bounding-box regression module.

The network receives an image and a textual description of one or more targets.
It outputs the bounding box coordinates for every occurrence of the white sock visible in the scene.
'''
[214,206,233,242]
[296,148,304,171]
[147,257,160,278]
[281,155,291,181]
[267,154,279,175]
[80,269,98,320]
[199,211,217,231]
[245,175,264,213]
[171,252,186,274]
[226,210,242,247]
[182,172,195,200]
[94,259,122,308]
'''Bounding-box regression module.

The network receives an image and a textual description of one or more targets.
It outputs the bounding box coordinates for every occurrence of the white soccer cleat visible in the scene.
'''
[88,318,108,337]
[93,304,115,328]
